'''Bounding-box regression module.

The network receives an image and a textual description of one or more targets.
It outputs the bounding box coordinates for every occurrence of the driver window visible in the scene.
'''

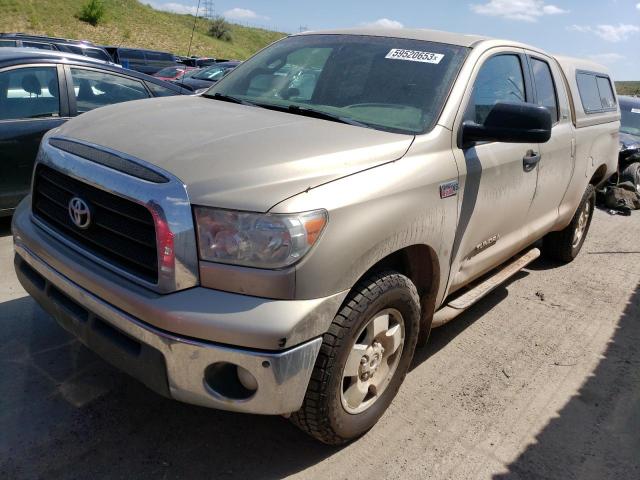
[466,54,526,124]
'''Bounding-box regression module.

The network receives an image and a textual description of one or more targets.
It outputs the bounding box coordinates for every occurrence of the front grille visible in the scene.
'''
[32,165,159,283]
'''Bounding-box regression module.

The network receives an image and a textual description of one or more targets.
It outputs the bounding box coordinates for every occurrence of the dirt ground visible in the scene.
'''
[1,209,638,480]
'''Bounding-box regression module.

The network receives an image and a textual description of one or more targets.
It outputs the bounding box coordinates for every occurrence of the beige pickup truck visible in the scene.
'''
[12,28,619,444]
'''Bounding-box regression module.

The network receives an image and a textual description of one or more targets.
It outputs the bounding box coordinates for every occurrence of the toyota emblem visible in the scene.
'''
[68,197,92,229]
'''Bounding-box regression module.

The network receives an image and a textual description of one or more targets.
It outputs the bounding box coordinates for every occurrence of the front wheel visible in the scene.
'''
[542,184,595,263]
[290,271,420,444]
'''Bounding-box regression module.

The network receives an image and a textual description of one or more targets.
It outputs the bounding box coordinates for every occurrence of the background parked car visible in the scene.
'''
[153,65,197,81]
[0,33,112,62]
[102,47,175,75]
[178,56,231,68]
[618,95,640,192]
[0,48,188,217]
[173,61,240,91]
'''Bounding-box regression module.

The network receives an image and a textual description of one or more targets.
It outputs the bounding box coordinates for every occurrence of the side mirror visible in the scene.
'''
[462,101,552,148]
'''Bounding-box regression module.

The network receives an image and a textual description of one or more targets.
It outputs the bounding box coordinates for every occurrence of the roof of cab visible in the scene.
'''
[295,27,489,47]
[619,95,640,107]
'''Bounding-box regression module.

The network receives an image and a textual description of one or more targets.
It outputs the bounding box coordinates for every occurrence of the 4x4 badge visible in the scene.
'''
[440,180,459,199]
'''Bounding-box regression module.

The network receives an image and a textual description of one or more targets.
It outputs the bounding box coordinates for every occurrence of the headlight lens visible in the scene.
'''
[194,207,327,269]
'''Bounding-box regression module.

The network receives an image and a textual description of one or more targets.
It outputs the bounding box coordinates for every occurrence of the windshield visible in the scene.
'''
[206,34,468,134]
[155,66,182,77]
[621,103,640,136]
[194,65,232,80]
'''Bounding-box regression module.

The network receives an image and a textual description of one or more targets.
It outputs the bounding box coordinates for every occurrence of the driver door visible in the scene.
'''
[448,50,538,291]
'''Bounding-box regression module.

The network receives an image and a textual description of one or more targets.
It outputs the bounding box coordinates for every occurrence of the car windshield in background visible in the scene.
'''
[621,104,640,136]
[155,66,182,77]
[205,34,468,134]
[193,65,231,80]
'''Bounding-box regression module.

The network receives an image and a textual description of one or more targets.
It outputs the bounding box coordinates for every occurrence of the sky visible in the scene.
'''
[147,0,640,80]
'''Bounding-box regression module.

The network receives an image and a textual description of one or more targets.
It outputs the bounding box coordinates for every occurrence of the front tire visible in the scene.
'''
[290,271,420,444]
[542,184,595,263]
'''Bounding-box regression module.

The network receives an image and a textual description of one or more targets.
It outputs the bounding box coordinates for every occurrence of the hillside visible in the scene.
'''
[616,82,640,97]
[0,0,285,59]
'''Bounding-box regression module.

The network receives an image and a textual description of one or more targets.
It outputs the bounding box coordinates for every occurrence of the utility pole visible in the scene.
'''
[203,0,216,20]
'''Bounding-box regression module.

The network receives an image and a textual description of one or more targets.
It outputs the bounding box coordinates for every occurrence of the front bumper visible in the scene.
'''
[14,246,321,414]
[11,200,348,414]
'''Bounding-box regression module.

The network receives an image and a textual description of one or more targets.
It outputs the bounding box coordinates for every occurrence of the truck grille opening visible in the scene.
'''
[32,165,159,284]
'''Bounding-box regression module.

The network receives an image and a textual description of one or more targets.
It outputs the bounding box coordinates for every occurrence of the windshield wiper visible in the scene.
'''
[202,92,258,107]
[282,104,369,128]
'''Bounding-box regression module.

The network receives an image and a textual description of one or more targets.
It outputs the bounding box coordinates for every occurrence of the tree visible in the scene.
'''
[78,0,106,27]
[208,16,232,42]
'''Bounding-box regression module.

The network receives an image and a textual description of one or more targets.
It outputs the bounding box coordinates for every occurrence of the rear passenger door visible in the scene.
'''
[523,53,575,237]
[0,64,69,213]
[64,66,150,115]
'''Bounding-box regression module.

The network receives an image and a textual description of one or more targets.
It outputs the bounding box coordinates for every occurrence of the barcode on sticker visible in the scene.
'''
[385,49,444,64]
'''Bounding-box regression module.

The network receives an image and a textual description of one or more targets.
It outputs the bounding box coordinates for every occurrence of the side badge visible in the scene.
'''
[440,180,459,199]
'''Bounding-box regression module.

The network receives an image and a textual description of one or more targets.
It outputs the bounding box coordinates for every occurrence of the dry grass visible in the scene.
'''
[616,82,640,96]
[0,0,285,58]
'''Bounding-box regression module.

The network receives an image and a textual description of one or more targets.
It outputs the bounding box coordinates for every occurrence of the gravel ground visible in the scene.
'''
[1,209,638,480]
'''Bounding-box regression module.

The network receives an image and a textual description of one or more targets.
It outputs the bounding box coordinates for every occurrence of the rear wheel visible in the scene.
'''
[620,162,640,194]
[542,184,595,263]
[290,271,420,444]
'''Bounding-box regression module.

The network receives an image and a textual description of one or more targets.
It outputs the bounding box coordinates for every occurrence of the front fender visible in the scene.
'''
[271,128,459,305]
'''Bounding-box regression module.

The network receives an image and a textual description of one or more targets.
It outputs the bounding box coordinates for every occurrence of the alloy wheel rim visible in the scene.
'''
[572,200,591,248]
[340,308,405,414]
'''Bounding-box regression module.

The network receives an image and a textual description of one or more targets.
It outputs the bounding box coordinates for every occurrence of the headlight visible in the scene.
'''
[194,207,327,269]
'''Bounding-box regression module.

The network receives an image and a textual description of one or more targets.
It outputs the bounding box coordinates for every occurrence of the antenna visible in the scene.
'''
[186,0,201,58]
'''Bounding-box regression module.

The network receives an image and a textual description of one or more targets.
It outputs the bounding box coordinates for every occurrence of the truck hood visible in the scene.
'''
[53,96,414,211]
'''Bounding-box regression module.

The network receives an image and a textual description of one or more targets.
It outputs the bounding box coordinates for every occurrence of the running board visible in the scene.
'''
[432,248,541,328]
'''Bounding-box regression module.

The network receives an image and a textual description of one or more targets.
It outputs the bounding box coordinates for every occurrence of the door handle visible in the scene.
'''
[523,150,541,172]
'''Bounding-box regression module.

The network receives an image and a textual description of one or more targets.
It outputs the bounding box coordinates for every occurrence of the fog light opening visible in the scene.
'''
[204,362,257,400]
[237,365,259,391]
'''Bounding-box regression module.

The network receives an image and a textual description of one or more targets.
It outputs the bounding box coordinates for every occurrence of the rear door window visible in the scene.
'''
[0,66,60,120]
[466,54,526,125]
[69,68,149,113]
[530,57,559,122]
[22,41,54,50]
[146,82,180,97]
[576,72,616,113]
[0,40,18,47]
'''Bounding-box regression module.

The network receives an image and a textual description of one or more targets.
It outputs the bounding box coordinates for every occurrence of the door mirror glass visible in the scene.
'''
[462,101,552,146]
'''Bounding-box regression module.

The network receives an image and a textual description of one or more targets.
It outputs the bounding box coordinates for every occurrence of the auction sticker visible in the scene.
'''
[632,108,640,114]
[385,49,444,64]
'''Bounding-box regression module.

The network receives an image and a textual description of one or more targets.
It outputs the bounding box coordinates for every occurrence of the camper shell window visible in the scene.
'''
[576,71,616,114]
